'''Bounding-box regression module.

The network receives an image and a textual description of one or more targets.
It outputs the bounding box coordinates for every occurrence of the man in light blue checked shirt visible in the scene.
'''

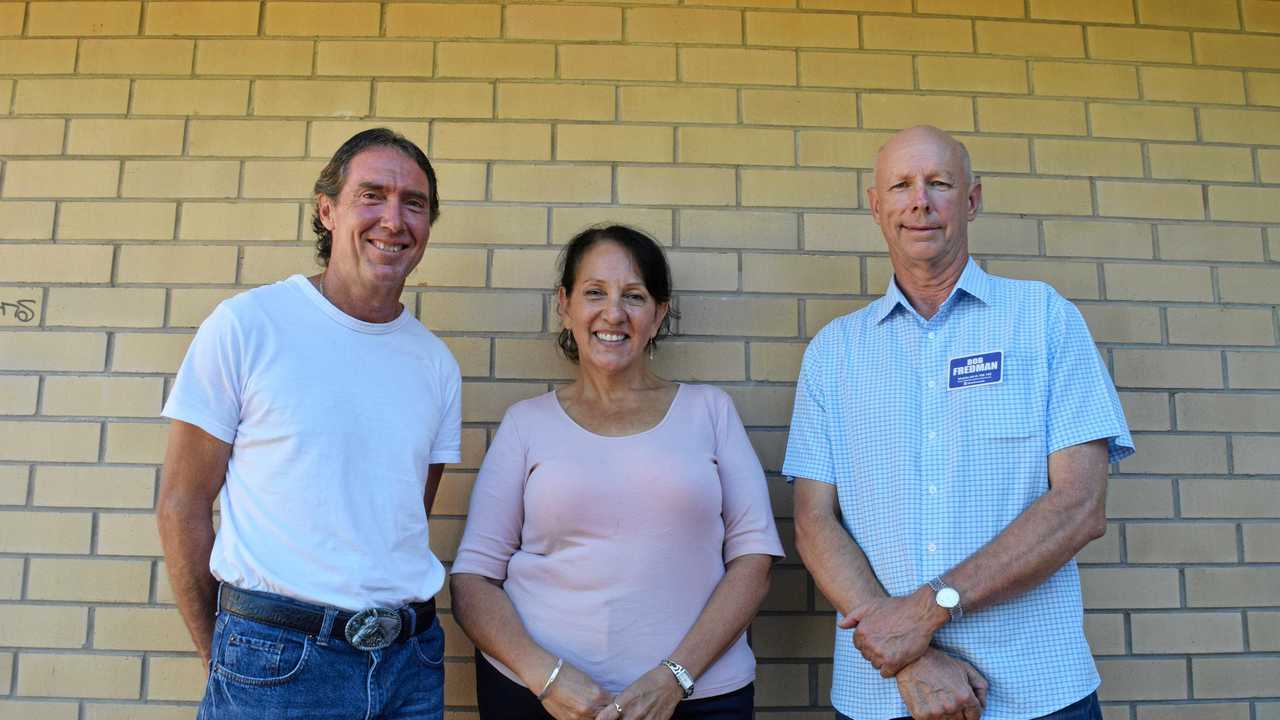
[784,126,1134,720]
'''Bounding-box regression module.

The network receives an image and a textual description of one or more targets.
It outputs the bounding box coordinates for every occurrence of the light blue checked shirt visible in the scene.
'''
[783,258,1133,720]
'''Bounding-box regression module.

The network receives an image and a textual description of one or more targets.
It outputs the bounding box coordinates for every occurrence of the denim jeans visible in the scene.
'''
[198,599,445,720]
[837,691,1102,720]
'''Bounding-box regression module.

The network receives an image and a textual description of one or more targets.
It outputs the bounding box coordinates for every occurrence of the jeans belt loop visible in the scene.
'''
[405,604,418,638]
[317,607,338,647]
[215,582,224,617]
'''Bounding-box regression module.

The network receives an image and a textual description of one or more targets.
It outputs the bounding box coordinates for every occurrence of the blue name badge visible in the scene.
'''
[948,351,1003,390]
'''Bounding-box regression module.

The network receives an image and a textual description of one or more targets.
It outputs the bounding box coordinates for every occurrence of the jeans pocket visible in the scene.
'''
[213,617,312,687]
[412,620,445,667]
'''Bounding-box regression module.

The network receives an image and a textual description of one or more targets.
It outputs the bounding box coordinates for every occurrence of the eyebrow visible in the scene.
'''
[355,181,430,202]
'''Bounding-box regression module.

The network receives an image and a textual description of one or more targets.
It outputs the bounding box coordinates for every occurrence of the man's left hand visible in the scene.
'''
[592,665,683,720]
[840,589,944,677]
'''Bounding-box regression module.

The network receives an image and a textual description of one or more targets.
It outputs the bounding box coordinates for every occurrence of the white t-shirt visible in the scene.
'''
[163,275,462,610]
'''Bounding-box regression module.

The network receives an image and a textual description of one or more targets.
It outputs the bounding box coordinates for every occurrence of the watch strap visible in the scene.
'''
[660,659,695,698]
[928,575,964,621]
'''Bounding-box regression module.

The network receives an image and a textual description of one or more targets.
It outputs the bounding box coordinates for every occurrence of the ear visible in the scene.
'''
[556,286,569,328]
[966,181,982,221]
[867,186,881,223]
[317,193,337,232]
[653,301,670,339]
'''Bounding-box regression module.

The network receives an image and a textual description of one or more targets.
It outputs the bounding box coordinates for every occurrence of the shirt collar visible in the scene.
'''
[872,257,992,324]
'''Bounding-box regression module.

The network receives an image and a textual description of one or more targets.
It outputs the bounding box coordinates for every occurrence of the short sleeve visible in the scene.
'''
[428,357,463,465]
[161,302,244,444]
[1045,297,1135,464]
[712,391,785,563]
[451,409,528,580]
[782,337,835,484]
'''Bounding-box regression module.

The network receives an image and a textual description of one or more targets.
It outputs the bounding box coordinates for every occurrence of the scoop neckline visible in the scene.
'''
[551,382,685,440]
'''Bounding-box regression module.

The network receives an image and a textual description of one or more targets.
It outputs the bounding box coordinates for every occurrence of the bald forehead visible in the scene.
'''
[874,126,972,184]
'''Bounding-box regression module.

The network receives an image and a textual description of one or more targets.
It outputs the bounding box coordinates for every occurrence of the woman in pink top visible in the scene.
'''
[451,225,784,720]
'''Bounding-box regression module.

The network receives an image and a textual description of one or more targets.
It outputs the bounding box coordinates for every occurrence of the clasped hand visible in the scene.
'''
[540,662,682,720]
[839,591,940,678]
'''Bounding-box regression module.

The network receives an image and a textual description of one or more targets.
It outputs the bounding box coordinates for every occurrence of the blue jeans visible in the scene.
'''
[838,691,1101,720]
[198,598,445,720]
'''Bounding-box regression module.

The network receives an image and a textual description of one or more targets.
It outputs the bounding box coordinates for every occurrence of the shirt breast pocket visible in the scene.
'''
[952,383,1042,443]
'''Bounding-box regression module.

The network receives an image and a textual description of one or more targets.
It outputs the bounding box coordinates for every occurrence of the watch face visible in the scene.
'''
[937,587,960,609]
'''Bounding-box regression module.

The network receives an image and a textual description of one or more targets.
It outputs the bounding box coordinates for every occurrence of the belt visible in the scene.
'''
[218,584,436,651]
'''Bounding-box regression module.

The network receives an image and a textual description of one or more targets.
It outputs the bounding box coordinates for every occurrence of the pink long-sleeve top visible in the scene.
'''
[451,383,785,699]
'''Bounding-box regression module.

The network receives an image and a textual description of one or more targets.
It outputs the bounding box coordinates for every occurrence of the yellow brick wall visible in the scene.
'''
[0,0,1278,717]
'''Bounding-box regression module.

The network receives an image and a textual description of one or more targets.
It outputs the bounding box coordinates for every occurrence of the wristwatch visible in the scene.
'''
[661,659,695,698]
[928,576,963,621]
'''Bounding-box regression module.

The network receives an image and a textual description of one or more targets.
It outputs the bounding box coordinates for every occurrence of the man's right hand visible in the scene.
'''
[895,648,988,720]
[540,661,612,720]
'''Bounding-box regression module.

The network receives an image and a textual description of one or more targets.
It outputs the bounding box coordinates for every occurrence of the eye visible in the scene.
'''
[890,181,908,190]
[624,292,646,302]
[584,288,605,297]
[931,180,953,189]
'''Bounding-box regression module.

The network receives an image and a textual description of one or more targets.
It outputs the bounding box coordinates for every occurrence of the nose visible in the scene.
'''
[380,198,405,234]
[909,183,930,213]
[603,296,627,321]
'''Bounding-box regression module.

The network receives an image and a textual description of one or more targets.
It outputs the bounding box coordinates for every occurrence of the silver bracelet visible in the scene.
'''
[537,657,564,700]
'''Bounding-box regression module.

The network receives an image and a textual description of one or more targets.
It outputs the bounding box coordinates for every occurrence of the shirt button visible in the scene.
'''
[927,543,937,552]
[927,380,936,389]
[928,431,937,440]
[928,331,936,339]
[928,485,938,495]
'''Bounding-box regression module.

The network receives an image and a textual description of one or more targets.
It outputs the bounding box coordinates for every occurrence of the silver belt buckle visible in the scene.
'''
[344,607,401,651]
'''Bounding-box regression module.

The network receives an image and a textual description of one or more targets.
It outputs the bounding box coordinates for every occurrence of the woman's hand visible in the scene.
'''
[592,665,683,720]
[541,661,613,720]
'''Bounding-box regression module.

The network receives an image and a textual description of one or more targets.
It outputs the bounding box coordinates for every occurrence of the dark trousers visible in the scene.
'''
[838,691,1102,720]
[475,651,754,720]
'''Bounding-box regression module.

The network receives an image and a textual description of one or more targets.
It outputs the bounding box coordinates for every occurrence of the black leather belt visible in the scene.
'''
[219,584,436,651]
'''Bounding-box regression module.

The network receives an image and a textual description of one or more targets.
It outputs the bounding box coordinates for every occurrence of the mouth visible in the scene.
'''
[593,331,628,343]
[367,238,409,254]
[902,224,942,233]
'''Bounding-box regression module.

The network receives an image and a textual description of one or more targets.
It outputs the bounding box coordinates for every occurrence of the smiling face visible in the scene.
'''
[317,145,432,299]
[867,126,981,271]
[557,240,669,376]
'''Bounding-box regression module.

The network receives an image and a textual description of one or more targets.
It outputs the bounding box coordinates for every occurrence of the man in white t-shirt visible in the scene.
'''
[157,128,462,720]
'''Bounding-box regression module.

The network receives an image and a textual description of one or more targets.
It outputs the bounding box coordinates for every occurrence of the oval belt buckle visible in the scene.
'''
[344,607,401,651]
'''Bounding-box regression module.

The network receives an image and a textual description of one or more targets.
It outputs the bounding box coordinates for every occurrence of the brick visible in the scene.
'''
[1150,145,1253,182]
[919,56,1028,93]
[1079,304,1162,344]
[746,11,858,48]
[1196,32,1280,70]
[1107,263,1213,302]
[0,3,20,35]
[420,291,542,332]
[96,607,192,651]
[862,15,972,52]
[0,606,87,648]
[1096,659,1186,701]
[797,130,888,168]
[411,247,492,289]
[1234,436,1280,475]
[1045,220,1151,258]
[457,382,545,423]
[1077,522,1121,563]
[1120,390,1173,431]
[1032,0,1134,22]
[682,209,797,249]
[1179,393,1280,432]
[434,122,550,161]
[561,45,676,82]
[86,706,199,720]
[28,1,140,35]
[18,653,142,699]
[1091,103,1198,140]
[0,245,113,283]
[112,332,193,373]
[97,511,162,554]
[1108,476,1174,517]
[682,47,796,85]
[132,79,249,115]
[1210,187,1280,223]
[976,20,1084,58]
[1137,704,1250,720]
[492,164,612,203]
[628,7,737,44]
[498,83,613,121]
[751,616,834,658]
[433,162,487,201]
[618,166,735,206]
[652,341,746,382]
[438,42,554,79]
[239,247,316,285]
[1182,479,1280,518]
[1032,61,1137,98]
[977,97,1086,135]
[1245,525,1280,561]
[963,136,1035,174]
[4,160,119,199]
[0,377,36,414]
[493,338,573,380]
[1191,568,1280,609]
[0,332,106,371]
[743,253,858,294]
[254,80,369,117]
[723,386,795,426]
[1159,225,1264,263]
[0,701,79,719]
[121,161,238,199]
[620,86,737,124]
[750,342,806,382]
[1139,0,1238,28]
[374,82,492,119]
[0,464,29,504]
[1251,610,1280,650]
[799,51,915,89]
[1192,657,1280,697]
[316,41,434,76]
[307,121,429,158]
[34,465,154,510]
[168,289,238,327]
[65,119,183,157]
[807,297,870,335]
[678,126,791,166]
[801,0,909,9]
[919,0,1024,17]
[44,376,162,418]
[863,94,974,131]
[195,39,312,75]
[800,212,879,251]
[28,558,151,601]
[505,5,619,41]
[983,260,1099,298]
[0,509,93,551]
[117,245,238,284]
[263,1,378,36]
[1227,351,1280,389]
[1169,308,1276,346]
[981,178,1093,216]
[1248,72,1280,106]
[0,39,76,73]
[241,160,326,199]
[1220,266,1280,303]
[1245,0,1280,31]
[0,288,41,329]
[554,208,673,246]
[187,120,304,158]
[180,202,299,242]
[1088,27,1192,63]
[741,89,856,127]
[1128,522,1239,563]
[1098,182,1206,221]
[755,663,811,705]
[78,39,192,75]
[0,202,55,239]
[57,202,175,243]
[741,169,859,209]
[1084,612,1125,654]
[145,656,204,702]
[46,288,165,328]
[1264,149,1280,182]
[386,4,500,38]
[679,296,797,336]
[1035,139,1142,177]
[1114,349,1222,388]
[433,206,546,246]
[559,125,674,163]
[145,1,259,36]
[1142,66,1246,105]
